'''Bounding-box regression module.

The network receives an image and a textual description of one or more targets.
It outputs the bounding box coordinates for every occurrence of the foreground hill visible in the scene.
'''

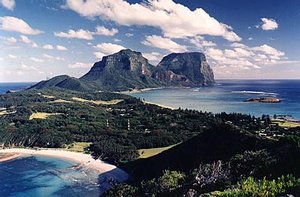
[29,49,215,92]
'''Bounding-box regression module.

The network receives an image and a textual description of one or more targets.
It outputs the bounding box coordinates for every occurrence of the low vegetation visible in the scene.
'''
[138,144,178,158]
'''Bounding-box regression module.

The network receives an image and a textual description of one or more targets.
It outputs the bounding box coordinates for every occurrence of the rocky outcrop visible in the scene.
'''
[154,52,215,86]
[245,97,281,103]
[80,49,161,91]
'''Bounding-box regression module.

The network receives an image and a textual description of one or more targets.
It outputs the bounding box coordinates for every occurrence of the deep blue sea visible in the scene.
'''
[0,82,35,94]
[0,156,100,197]
[129,80,300,120]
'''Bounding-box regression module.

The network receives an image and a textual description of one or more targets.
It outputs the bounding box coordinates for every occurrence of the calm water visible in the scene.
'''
[129,80,300,120]
[0,156,100,197]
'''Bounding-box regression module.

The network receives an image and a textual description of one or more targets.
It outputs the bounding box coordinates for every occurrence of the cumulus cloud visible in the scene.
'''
[8,54,17,59]
[190,36,216,48]
[30,57,44,63]
[2,36,17,44]
[0,16,43,35]
[54,25,119,40]
[54,29,93,40]
[93,42,125,59]
[43,53,65,61]
[65,0,241,42]
[19,35,38,48]
[260,18,278,31]
[142,35,187,52]
[205,43,286,75]
[1,0,15,10]
[142,52,164,63]
[42,44,54,50]
[68,62,91,68]
[95,26,118,36]
[56,45,68,51]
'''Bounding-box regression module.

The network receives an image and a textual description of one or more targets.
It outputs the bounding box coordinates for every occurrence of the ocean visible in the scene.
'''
[0,82,35,94]
[129,80,300,120]
[0,156,100,197]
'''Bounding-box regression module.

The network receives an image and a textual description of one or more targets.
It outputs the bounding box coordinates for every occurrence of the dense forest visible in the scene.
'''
[0,88,299,196]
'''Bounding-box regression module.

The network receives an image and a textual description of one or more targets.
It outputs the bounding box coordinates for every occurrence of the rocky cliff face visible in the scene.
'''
[155,52,215,86]
[80,49,161,91]
[29,49,215,92]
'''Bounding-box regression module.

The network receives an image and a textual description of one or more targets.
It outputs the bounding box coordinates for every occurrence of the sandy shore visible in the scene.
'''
[143,101,175,110]
[119,87,164,94]
[0,148,129,181]
[0,153,21,162]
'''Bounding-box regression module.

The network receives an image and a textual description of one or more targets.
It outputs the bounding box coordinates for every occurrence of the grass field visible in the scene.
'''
[49,99,73,103]
[65,142,92,153]
[272,120,300,128]
[72,97,123,105]
[29,112,61,120]
[138,144,179,158]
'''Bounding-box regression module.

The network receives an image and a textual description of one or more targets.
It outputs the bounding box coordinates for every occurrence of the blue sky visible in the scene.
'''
[1,0,300,82]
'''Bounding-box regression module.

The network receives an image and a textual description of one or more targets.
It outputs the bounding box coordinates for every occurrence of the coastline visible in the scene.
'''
[0,148,129,181]
[119,87,164,94]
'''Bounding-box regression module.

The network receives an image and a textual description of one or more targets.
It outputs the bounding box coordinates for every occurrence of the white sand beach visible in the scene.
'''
[0,148,129,182]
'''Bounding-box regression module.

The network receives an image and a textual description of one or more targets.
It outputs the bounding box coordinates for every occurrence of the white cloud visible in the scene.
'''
[65,0,241,42]
[30,57,44,63]
[8,54,17,59]
[125,33,133,37]
[43,53,65,61]
[3,36,17,44]
[68,62,91,68]
[19,35,39,48]
[1,0,15,10]
[248,37,253,41]
[56,45,68,51]
[142,35,187,52]
[113,38,121,42]
[95,26,118,36]
[260,18,278,31]
[0,16,42,35]
[42,44,54,50]
[190,36,216,48]
[93,42,125,59]
[252,44,284,57]
[54,29,94,40]
[142,52,163,63]
[54,26,118,40]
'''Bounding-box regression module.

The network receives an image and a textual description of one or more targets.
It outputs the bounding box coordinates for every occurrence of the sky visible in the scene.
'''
[1,0,300,82]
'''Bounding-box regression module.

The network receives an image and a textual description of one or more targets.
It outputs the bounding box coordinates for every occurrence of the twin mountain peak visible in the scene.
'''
[31,49,215,92]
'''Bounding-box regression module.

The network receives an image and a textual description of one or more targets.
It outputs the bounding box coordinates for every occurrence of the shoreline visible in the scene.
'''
[0,148,129,181]
[119,87,164,94]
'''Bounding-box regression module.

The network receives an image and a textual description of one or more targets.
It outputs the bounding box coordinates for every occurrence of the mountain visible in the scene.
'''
[154,52,215,86]
[29,75,99,92]
[29,49,215,92]
[80,49,163,91]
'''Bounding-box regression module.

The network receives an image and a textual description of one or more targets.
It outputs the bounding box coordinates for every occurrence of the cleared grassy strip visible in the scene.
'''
[0,110,16,116]
[72,97,123,105]
[49,99,73,103]
[29,112,62,120]
[138,144,179,158]
[272,120,300,128]
[65,142,92,153]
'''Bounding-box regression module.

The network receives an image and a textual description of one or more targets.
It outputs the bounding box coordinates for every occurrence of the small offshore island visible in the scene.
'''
[245,97,281,103]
